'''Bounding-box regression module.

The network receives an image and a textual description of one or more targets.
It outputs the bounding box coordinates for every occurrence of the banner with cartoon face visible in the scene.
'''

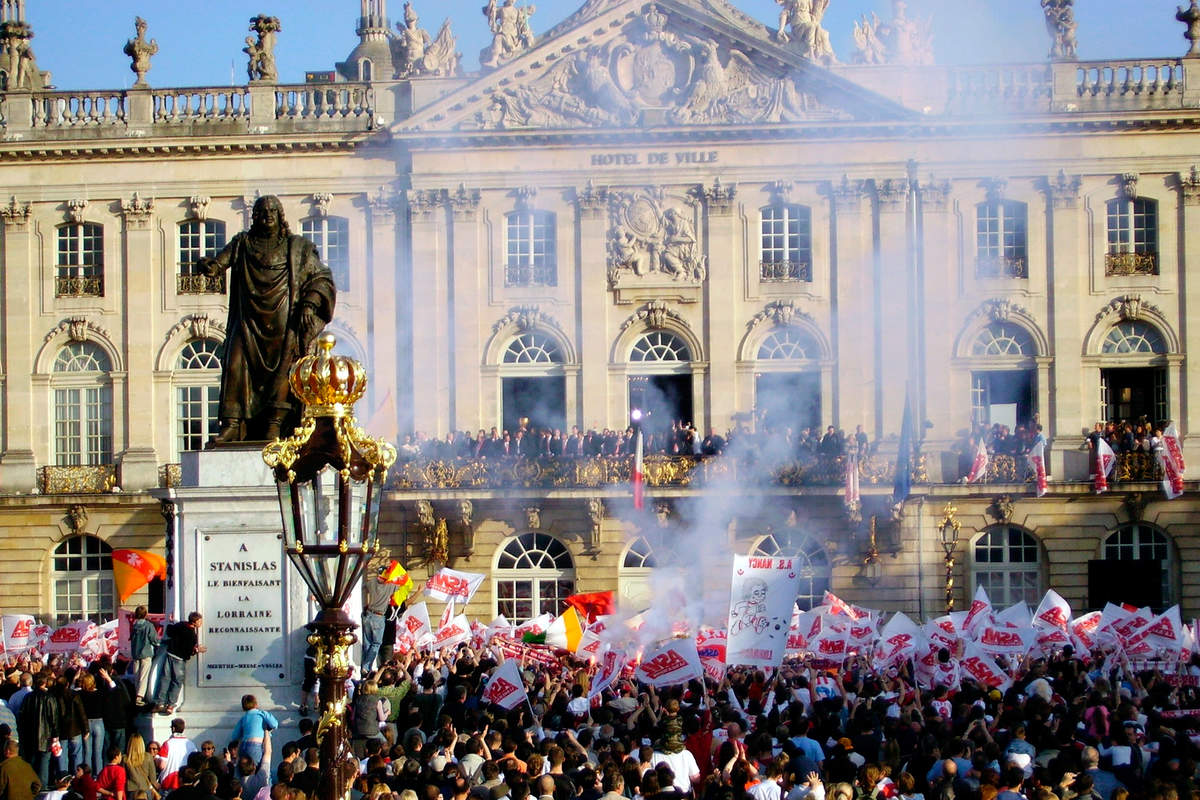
[726,555,802,668]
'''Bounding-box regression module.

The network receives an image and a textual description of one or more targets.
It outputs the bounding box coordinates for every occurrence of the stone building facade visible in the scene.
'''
[1,0,1199,628]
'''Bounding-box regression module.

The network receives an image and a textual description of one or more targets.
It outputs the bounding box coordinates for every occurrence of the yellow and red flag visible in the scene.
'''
[112,549,167,603]
[381,560,414,606]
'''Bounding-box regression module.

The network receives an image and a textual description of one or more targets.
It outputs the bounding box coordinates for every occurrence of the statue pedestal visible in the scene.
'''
[151,447,358,750]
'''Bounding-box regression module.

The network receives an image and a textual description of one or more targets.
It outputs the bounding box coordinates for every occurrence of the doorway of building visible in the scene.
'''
[629,374,693,442]
[502,376,566,433]
[971,369,1036,429]
[1100,367,1166,424]
[755,372,820,434]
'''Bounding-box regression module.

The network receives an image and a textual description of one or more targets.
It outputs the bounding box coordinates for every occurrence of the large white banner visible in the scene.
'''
[726,555,802,667]
[423,568,486,603]
[635,638,703,687]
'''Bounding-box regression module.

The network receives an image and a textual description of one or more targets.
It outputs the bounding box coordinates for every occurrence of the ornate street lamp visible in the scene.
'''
[262,333,396,800]
[861,515,883,585]
[937,503,961,614]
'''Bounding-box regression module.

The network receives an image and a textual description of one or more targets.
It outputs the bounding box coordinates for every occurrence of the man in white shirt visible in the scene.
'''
[750,762,784,800]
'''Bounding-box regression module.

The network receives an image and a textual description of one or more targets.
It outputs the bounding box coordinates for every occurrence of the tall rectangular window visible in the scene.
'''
[56,223,104,297]
[176,385,220,457]
[301,216,351,291]
[760,204,812,281]
[1106,197,1158,275]
[178,220,228,294]
[54,386,113,465]
[976,200,1027,277]
[505,211,557,287]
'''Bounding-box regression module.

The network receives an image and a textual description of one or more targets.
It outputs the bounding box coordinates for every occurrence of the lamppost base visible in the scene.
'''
[308,607,359,800]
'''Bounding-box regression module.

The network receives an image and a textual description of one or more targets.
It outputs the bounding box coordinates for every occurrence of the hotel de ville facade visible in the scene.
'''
[1,0,1199,630]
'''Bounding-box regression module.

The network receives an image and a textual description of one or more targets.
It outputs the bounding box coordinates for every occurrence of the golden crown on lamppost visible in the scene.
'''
[289,332,369,417]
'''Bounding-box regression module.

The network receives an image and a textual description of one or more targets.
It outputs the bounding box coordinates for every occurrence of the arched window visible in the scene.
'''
[758,328,819,360]
[178,219,227,294]
[56,222,104,297]
[630,331,690,363]
[503,332,563,364]
[623,537,659,569]
[971,323,1035,357]
[1102,321,1166,355]
[749,532,831,611]
[52,535,113,625]
[976,199,1028,277]
[759,204,812,281]
[972,525,1041,608]
[494,533,575,624]
[301,216,351,291]
[505,210,557,287]
[1104,523,1173,606]
[1106,196,1158,275]
[619,536,665,611]
[175,339,222,458]
[52,343,113,466]
[359,59,373,81]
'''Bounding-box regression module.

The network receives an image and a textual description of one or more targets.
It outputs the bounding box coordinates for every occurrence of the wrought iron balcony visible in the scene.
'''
[37,464,118,494]
[1105,251,1158,276]
[55,275,103,298]
[760,260,812,282]
[177,273,226,294]
[976,254,1028,278]
[970,451,1161,484]
[504,263,557,288]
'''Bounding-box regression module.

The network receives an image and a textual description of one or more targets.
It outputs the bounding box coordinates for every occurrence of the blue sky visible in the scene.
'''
[28,0,1187,89]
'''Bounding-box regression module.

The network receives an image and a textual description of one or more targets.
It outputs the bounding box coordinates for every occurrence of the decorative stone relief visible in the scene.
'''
[407,188,445,220]
[1179,0,1200,57]
[474,4,842,130]
[492,304,565,335]
[68,317,88,343]
[165,313,226,345]
[1123,491,1147,521]
[1118,173,1138,200]
[767,180,794,202]
[852,1,934,66]
[1180,166,1200,206]
[480,0,535,69]
[1095,294,1158,323]
[983,298,1021,322]
[512,186,537,209]
[187,195,211,221]
[619,300,682,332]
[0,196,30,228]
[310,192,333,217]
[524,505,541,530]
[875,178,910,212]
[240,192,261,227]
[66,199,88,224]
[245,14,281,83]
[919,179,950,213]
[607,190,706,289]
[987,494,1014,524]
[123,16,158,88]
[0,18,44,90]
[654,500,672,527]
[368,186,398,221]
[585,498,603,553]
[575,181,608,220]
[415,498,435,529]
[982,178,1007,202]
[457,499,475,555]
[699,179,736,215]
[120,193,155,228]
[448,184,481,218]
[394,3,460,78]
[749,300,813,331]
[45,316,111,346]
[828,176,867,213]
[1044,170,1081,209]
[66,504,88,535]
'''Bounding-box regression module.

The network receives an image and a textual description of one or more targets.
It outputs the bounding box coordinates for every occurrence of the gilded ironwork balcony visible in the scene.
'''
[504,263,557,288]
[158,463,182,488]
[37,464,118,494]
[976,254,1028,278]
[1114,451,1162,482]
[387,451,923,491]
[1105,251,1158,276]
[760,260,812,282]
[177,273,226,295]
[55,275,103,298]
[970,451,1162,484]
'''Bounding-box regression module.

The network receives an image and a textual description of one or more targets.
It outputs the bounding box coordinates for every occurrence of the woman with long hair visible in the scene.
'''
[124,734,160,800]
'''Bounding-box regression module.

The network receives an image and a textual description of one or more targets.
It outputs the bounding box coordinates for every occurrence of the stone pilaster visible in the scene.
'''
[874,176,913,439]
[918,180,957,454]
[828,177,873,434]
[449,186,483,431]
[368,187,402,434]
[119,193,159,490]
[407,189,450,435]
[1181,168,1200,470]
[0,197,35,491]
[702,181,737,430]
[575,182,609,429]
[1043,171,1084,476]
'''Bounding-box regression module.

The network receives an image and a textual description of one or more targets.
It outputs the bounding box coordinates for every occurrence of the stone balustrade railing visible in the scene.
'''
[3,82,374,137]
[946,63,1053,114]
[1074,59,1185,107]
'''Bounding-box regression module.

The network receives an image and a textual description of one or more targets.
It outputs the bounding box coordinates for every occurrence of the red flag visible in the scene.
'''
[1164,423,1186,471]
[633,430,644,510]
[1094,438,1115,494]
[966,438,989,483]
[1026,438,1047,498]
[565,591,615,623]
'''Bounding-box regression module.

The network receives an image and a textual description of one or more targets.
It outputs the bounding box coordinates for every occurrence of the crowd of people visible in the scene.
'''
[394,421,873,466]
[0,631,1197,800]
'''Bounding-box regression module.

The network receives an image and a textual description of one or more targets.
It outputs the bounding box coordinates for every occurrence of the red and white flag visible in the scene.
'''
[1,615,35,653]
[1094,438,1116,494]
[399,602,432,646]
[635,638,703,687]
[960,641,1013,693]
[872,612,922,670]
[1164,423,1186,471]
[440,600,456,631]
[44,620,96,654]
[844,450,860,509]
[433,614,471,651]
[633,429,644,511]
[1033,590,1072,633]
[966,438,989,483]
[423,567,485,604]
[1027,438,1047,497]
[588,647,625,700]
[963,585,993,636]
[482,659,528,709]
[1159,424,1185,499]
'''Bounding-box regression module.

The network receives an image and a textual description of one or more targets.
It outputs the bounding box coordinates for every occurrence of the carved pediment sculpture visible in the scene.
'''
[607,190,706,290]
[852,1,934,66]
[481,0,536,69]
[474,4,841,131]
[394,3,461,77]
